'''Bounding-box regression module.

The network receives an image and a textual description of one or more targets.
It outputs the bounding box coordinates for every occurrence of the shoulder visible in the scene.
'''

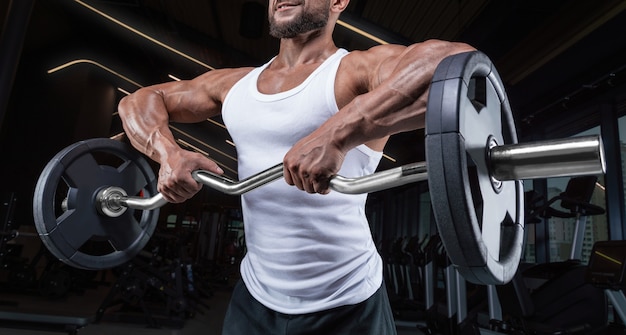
[338,40,472,93]
[343,44,408,64]
[336,44,408,97]
[194,67,255,94]
[341,44,408,76]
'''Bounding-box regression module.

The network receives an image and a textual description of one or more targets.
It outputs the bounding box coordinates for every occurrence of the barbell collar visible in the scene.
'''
[119,192,168,211]
[97,186,129,217]
[489,135,605,181]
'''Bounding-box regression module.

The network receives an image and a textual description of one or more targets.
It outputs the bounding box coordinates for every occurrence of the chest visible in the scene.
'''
[256,63,321,94]
[256,62,359,109]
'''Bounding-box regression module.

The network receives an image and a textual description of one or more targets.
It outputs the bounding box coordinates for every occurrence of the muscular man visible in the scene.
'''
[118,0,474,333]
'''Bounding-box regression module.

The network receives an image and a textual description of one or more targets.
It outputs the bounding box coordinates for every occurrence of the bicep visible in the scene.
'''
[160,67,252,123]
[363,44,409,90]
[373,40,476,89]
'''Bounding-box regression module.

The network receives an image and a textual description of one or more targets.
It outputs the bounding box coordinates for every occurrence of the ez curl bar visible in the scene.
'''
[100,135,604,213]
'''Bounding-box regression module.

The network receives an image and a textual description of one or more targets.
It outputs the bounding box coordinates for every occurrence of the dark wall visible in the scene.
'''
[0,54,115,226]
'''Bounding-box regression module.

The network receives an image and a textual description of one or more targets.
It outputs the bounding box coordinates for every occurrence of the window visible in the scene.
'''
[544,126,607,264]
[618,115,626,221]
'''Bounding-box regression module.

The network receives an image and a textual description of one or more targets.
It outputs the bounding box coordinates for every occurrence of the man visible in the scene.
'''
[118,0,474,333]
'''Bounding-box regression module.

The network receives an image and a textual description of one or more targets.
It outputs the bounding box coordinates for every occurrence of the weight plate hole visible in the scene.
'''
[469,76,487,112]
[466,156,484,230]
[78,239,116,256]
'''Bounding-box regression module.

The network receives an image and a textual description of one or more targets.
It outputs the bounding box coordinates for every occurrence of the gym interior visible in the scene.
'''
[1,1,626,334]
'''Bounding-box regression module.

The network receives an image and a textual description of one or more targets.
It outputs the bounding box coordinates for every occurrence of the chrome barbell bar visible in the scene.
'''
[96,135,605,217]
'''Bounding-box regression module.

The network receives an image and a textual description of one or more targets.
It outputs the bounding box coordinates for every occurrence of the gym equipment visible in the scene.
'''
[521,176,605,289]
[481,239,625,335]
[0,311,92,335]
[96,244,209,329]
[494,260,607,334]
[425,51,602,285]
[33,51,606,285]
[33,138,159,270]
[586,240,626,333]
[538,175,604,260]
[480,178,608,334]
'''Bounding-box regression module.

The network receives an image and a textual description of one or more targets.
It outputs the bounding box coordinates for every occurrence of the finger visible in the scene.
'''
[314,179,331,195]
[303,175,316,193]
[293,174,305,191]
[158,180,202,203]
[204,161,224,175]
[284,165,307,191]
[283,166,295,186]
[180,182,203,198]
[311,175,331,194]
[158,187,185,203]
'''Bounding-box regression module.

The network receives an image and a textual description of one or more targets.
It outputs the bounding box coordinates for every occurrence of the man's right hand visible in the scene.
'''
[157,149,224,203]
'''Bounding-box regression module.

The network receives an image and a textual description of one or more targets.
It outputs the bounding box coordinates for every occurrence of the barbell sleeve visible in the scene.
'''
[489,135,605,181]
[104,135,605,213]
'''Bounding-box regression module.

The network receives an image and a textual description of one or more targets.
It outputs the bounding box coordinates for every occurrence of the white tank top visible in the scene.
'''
[222,49,383,314]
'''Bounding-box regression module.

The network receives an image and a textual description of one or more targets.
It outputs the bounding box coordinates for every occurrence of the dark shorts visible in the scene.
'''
[222,280,397,335]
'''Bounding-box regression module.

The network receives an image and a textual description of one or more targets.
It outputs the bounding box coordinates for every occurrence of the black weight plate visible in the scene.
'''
[33,138,159,270]
[426,51,524,285]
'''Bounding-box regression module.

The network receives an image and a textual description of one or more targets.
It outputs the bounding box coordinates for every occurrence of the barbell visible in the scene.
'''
[32,51,606,285]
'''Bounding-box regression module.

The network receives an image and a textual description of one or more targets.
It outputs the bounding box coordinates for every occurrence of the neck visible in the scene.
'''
[273,24,338,68]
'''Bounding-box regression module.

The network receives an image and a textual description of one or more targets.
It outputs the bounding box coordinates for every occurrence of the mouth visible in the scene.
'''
[276,2,299,11]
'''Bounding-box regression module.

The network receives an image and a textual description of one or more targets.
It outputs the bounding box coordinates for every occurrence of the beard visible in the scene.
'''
[269,3,330,38]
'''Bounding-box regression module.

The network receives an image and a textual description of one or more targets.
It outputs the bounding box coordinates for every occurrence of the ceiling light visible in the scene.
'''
[170,125,237,162]
[176,138,210,157]
[117,87,131,95]
[337,20,388,45]
[74,0,215,70]
[47,59,143,88]
[109,132,125,141]
[206,118,226,129]
[382,153,396,162]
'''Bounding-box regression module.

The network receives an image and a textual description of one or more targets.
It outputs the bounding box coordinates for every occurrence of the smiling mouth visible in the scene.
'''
[277,3,298,10]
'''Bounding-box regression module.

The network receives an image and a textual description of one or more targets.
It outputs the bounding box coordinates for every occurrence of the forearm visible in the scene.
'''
[118,89,180,164]
[332,40,475,152]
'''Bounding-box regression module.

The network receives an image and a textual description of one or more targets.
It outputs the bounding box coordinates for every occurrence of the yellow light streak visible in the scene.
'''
[176,139,210,156]
[47,59,143,88]
[206,118,227,129]
[117,87,132,95]
[382,153,396,162]
[74,0,215,70]
[177,138,238,175]
[65,2,399,166]
[170,126,237,162]
[337,19,388,45]
[595,250,623,265]
[109,132,126,141]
